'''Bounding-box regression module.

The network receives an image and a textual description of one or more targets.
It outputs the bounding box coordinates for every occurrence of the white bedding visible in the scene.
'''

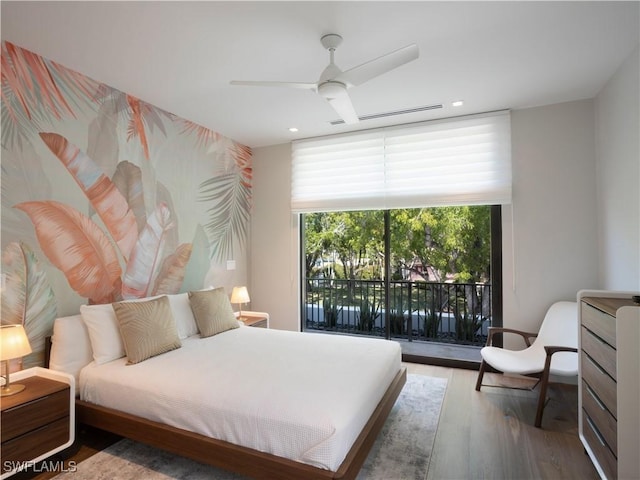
[79,326,401,471]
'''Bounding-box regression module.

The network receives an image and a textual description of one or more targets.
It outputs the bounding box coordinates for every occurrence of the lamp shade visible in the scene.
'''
[0,325,32,361]
[230,286,250,304]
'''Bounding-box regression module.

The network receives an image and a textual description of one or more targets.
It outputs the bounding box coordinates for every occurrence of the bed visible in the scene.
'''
[48,291,406,480]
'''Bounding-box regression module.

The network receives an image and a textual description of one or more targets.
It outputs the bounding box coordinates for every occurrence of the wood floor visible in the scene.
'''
[406,363,598,480]
[14,363,598,480]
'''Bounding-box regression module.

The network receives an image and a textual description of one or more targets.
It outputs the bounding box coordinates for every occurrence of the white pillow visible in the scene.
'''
[80,292,202,362]
[166,293,199,338]
[80,303,126,364]
[49,315,93,391]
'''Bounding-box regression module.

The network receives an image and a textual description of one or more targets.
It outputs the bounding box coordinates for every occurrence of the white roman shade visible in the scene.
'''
[291,111,511,212]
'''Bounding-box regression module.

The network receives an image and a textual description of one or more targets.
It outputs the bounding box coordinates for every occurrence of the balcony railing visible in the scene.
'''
[304,278,492,346]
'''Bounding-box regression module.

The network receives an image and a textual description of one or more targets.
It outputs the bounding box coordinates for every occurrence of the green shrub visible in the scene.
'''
[323,298,342,329]
[358,298,380,332]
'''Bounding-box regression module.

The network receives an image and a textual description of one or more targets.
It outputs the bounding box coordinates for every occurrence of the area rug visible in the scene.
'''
[54,374,447,480]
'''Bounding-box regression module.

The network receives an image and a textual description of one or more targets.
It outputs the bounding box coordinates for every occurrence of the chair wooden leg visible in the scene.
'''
[535,355,553,428]
[475,360,487,391]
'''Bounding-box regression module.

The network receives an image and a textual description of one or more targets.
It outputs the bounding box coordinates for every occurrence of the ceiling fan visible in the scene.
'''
[230,34,419,125]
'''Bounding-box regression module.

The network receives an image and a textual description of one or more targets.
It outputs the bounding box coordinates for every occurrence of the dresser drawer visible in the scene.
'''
[581,351,617,418]
[582,380,617,453]
[1,416,70,463]
[581,303,616,348]
[581,326,616,380]
[1,388,70,442]
[582,411,617,480]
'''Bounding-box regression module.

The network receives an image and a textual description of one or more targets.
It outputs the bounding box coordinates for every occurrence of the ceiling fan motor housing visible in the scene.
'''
[318,81,348,100]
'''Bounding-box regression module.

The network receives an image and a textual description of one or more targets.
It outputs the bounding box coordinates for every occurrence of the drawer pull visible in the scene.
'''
[586,355,607,376]
[3,394,52,413]
[586,327,608,345]
[595,335,607,345]
[586,416,606,447]
[586,384,606,411]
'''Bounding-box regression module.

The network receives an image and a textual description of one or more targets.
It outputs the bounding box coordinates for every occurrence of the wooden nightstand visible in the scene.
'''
[1,367,75,479]
[237,311,270,328]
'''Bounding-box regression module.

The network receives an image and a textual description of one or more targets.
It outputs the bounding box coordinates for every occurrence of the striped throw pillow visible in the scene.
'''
[188,288,239,338]
[112,296,182,364]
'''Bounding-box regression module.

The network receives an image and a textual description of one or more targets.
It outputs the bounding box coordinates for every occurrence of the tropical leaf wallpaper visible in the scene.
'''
[1,41,252,366]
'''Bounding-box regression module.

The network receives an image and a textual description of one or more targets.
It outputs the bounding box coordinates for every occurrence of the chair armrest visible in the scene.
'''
[486,327,539,347]
[541,346,579,379]
[543,345,578,355]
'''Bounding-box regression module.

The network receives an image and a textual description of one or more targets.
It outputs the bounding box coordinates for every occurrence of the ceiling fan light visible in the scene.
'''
[318,81,347,100]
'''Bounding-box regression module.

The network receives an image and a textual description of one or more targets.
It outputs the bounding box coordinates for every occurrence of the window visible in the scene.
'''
[301,206,501,358]
[294,111,510,364]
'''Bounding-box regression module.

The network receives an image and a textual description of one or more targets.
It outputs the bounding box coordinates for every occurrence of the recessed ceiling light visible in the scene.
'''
[452,100,464,107]
[288,127,299,132]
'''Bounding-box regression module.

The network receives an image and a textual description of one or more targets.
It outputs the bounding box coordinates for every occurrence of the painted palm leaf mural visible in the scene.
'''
[199,143,252,261]
[1,41,99,149]
[1,242,57,369]
[15,200,124,304]
[1,41,252,365]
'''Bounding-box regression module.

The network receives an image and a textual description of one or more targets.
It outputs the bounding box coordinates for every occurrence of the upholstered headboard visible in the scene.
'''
[44,335,52,369]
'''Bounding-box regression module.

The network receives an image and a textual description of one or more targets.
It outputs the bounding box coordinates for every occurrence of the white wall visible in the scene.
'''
[251,100,601,337]
[249,143,300,330]
[504,100,599,345]
[595,46,640,291]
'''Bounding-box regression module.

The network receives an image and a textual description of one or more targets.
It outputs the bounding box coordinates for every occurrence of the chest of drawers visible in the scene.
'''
[578,291,640,480]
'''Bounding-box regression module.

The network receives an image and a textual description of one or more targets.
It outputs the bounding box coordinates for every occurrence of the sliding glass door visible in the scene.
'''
[301,205,502,363]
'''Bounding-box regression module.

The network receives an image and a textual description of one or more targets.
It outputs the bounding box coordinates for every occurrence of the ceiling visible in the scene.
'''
[2,1,639,148]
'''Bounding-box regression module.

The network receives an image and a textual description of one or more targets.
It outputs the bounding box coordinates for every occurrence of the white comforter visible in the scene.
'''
[79,326,401,471]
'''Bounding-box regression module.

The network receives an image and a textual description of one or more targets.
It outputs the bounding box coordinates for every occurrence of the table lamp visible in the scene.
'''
[0,324,32,396]
[231,286,250,320]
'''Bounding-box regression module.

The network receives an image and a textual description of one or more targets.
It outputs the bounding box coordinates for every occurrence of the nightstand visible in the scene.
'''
[1,367,75,479]
[237,311,270,328]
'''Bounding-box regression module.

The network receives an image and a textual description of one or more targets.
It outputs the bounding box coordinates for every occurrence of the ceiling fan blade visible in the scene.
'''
[335,44,419,87]
[230,80,317,91]
[325,88,359,125]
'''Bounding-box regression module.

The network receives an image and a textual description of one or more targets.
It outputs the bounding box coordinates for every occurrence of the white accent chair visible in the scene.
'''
[475,301,579,428]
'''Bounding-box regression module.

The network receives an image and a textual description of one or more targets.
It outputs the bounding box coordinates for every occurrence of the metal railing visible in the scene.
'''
[304,278,492,346]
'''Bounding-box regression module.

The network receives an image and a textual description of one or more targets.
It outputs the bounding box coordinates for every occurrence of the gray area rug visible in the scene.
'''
[55,374,447,480]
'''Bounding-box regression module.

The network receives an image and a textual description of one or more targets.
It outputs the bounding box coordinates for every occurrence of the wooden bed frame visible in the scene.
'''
[75,366,407,480]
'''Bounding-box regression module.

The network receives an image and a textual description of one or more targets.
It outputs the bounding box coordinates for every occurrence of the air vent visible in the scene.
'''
[330,104,443,125]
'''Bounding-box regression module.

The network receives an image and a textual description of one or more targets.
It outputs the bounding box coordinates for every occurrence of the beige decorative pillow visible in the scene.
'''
[112,296,182,364]
[188,288,239,338]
